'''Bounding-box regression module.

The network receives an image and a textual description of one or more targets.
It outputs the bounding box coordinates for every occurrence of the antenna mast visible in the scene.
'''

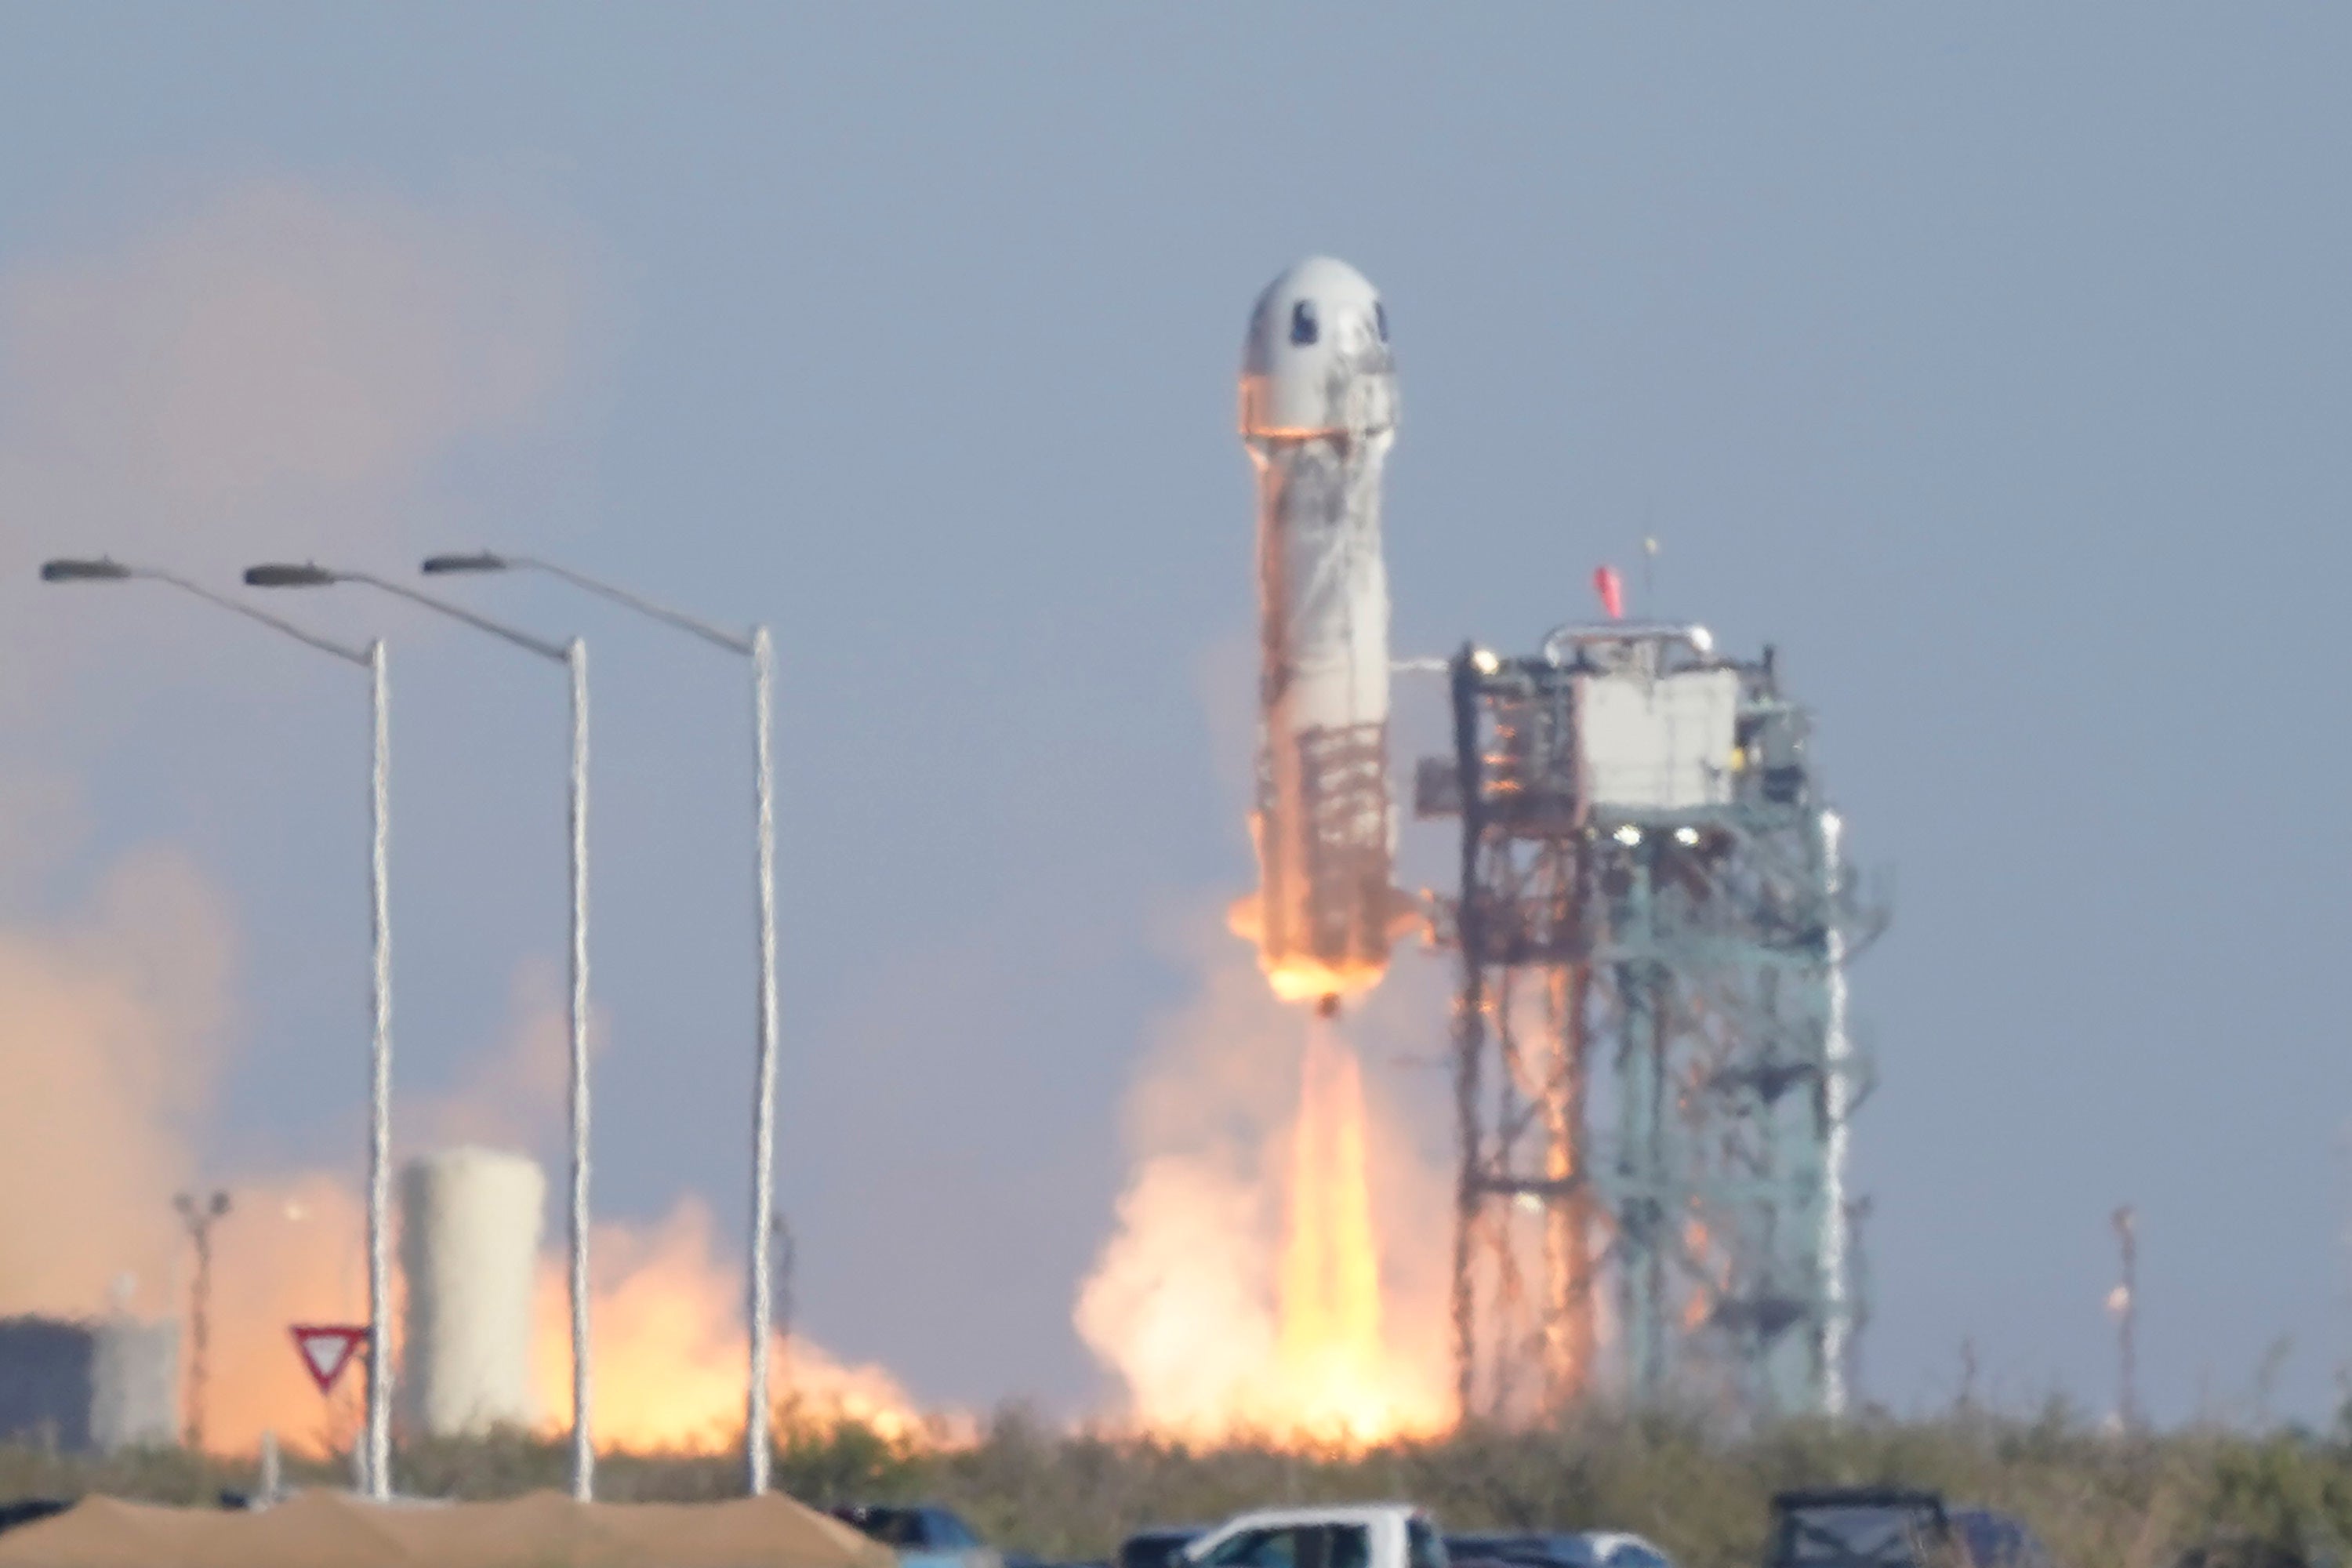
[2110,1204,2140,1428]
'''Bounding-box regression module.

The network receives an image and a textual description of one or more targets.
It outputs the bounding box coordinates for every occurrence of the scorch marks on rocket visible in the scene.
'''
[1235,257,1415,1011]
[1242,260,1439,1436]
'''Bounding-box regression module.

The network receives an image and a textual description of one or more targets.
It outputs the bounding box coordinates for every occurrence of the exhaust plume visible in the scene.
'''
[532,1197,931,1451]
[1076,927,1450,1443]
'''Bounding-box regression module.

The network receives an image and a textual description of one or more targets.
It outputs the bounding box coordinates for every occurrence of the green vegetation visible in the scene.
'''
[3,1410,2348,1568]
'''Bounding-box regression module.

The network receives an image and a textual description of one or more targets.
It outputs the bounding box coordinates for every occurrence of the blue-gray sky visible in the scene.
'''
[2,6,2347,1428]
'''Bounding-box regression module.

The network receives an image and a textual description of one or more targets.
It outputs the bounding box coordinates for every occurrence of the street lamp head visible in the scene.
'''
[176,1189,231,1221]
[420,551,510,575]
[244,562,339,589]
[40,557,132,583]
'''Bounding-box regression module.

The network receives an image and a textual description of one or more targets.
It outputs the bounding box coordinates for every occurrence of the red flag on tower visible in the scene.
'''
[1592,564,1625,620]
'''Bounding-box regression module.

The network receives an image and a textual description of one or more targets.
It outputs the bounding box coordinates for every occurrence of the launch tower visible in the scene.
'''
[1417,622,1882,1419]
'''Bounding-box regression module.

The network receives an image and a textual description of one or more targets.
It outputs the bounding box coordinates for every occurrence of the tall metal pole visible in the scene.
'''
[565,637,594,1501]
[1645,964,1669,1401]
[1447,647,1486,1426]
[746,625,781,1492]
[2113,1204,2139,1430]
[244,561,592,1495]
[364,641,394,1498]
[1540,958,1595,1412]
[188,1216,211,1450]
[42,562,391,1475]
[419,552,780,1495]
[1817,809,1853,1417]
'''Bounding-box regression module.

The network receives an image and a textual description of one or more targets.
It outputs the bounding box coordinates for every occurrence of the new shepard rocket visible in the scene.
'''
[1234,257,1409,1012]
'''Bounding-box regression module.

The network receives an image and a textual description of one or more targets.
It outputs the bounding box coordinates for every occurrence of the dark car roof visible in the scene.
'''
[1119,1524,1208,1568]
[1772,1490,1947,1512]
[1947,1509,2052,1568]
[829,1504,977,1544]
[1446,1535,1590,1555]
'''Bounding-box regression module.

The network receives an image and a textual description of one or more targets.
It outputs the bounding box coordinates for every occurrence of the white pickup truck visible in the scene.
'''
[1183,1505,1449,1568]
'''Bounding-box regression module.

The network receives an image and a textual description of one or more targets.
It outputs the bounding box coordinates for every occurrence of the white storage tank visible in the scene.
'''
[400,1147,544,1437]
[0,1315,176,1454]
[89,1317,178,1451]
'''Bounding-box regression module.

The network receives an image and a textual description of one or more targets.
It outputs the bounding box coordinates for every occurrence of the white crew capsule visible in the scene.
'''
[1232,257,1407,1009]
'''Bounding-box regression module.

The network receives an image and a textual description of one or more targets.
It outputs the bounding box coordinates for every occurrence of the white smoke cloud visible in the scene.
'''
[413,956,599,1160]
[1075,1152,1280,1432]
[0,176,591,753]
[0,847,235,1322]
[0,178,582,568]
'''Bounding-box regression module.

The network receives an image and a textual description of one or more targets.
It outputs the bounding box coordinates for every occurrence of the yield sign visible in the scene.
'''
[289,1324,368,1396]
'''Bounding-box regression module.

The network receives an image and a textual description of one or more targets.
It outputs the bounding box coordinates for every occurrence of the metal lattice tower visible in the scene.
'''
[172,1189,231,1452]
[1418,623,1882,1420]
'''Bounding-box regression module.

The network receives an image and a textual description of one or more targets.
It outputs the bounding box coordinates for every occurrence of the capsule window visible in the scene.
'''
[1289,299,1319,346]
[1374,301,1389,342]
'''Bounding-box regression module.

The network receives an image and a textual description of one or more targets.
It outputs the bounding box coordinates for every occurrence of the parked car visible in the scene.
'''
[1187,1504,1448,1568]
[1123,1526,1210,1568]
[2170,1539,2309,1568]
[1766,1489,2051,1568]
[1947,1511,2053,1568]
[830,1504,1005,1568]
[1768,1488,1952,1568]
[1448,1531,1674,1568]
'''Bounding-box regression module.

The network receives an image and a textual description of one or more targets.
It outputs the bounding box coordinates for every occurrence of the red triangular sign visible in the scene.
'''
[289,1324,368,1396]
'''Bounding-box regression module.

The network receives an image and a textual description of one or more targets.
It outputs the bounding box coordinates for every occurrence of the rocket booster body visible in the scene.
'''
[1237,257,1403,1007]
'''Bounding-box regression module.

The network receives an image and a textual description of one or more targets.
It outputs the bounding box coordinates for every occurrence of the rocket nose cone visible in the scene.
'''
[1241,256,1396,436]
[1250,256,1380,316]
[1243,257,1390,365]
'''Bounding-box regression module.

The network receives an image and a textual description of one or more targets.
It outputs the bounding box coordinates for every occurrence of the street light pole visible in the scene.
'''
[421,550,782,1495]
[42,559,395,1498]
[746,623,780,1490]
[245,561,597,1501]
[364,636,393,1491]
[564,633,593,1497]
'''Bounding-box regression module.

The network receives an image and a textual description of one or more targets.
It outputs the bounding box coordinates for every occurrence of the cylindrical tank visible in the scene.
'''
[1237,256,1403,1007]
[0,1314,176,1454]
[400,1147,545,1437]
[89,1317,178,1452]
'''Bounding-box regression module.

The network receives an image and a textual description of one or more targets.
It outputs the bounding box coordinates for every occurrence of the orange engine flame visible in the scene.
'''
[199,1189,942,1458]
[1259,955,1389,1008]
[1226,894,1392,1008]
[532,1198,942,1451]
[1272,1016,1436,1441]
[1077,909,1453,1448]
